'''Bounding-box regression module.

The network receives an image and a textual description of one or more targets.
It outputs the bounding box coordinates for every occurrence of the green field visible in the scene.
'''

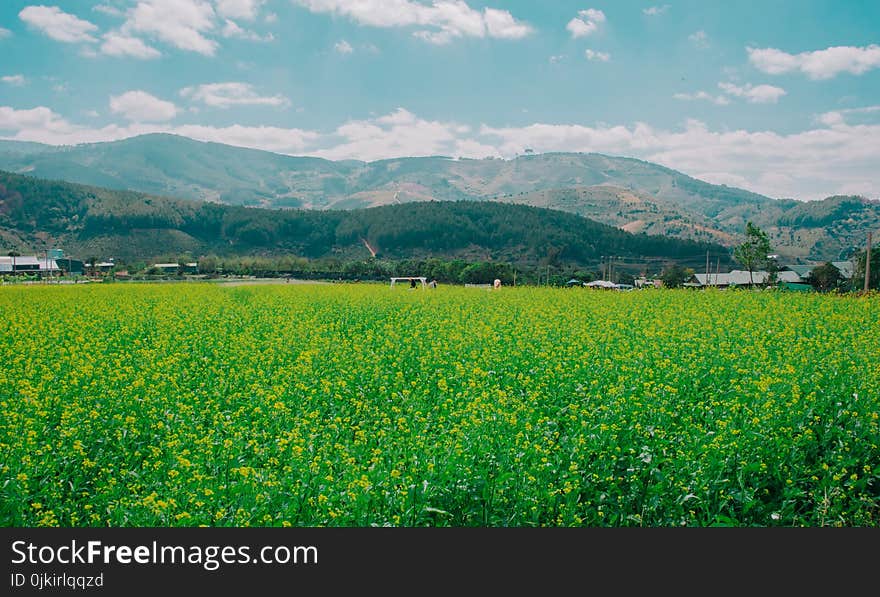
[1,284,878,527]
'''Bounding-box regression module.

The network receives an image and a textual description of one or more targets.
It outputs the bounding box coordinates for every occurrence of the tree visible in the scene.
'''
[7,250,20,276]
[853,247,880,291]
[809,262,842,292]
[660,264,693,288]
[733,222,772,287]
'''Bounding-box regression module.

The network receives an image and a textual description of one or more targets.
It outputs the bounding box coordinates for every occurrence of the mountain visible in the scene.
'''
[0,134,876,262]
[0,169,730,271]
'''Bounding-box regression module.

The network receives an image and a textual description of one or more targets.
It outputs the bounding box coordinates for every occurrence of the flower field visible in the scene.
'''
[1,283,878,527]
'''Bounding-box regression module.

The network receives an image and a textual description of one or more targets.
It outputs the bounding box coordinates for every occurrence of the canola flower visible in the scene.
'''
[0,283,877,527]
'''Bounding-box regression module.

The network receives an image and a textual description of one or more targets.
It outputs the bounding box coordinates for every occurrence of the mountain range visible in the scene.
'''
[0,133,876,263]
[0,169,729,273]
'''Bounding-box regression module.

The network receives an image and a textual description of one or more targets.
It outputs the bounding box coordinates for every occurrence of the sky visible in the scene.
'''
[1,0,879,201]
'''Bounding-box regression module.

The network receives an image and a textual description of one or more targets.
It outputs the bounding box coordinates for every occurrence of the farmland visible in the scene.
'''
[1,284,878,527]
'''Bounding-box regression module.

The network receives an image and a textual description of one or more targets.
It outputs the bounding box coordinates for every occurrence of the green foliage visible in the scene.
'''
[733,222,772,285]
[809,262,844,292]
[660,264,693,288]
[777,196,867,228]
[853,247,880,291]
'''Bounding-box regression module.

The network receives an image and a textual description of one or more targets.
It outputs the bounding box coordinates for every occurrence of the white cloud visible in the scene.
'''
[585,49,610,62]
[1,75,27,87]
[718,82,786,104]
[180,82,290,108]
[482,8,532,39]
[19,6,98,43]
[689,30,708,48]
[334,39,354,54]
[0,105,75,134]
[109,90,178,122]
[549,54,565,64]
[818,111,845,127]
[100,32,162,58]
[0,27,12,39]
[675,82,786,105]
[566,8,605,38]
[93,4,125,17]
[642,5,669,16]
[673,91,730,106]
[747,44,880,80]
[221,19,273,41]
[215,0,265,20]
[123,0,219,56]
[817,105,880,127]
[316,107,471,160]
[694,171,752,189]
[0,105,316,153]
[294,0,532,43]
[171,124,318,152]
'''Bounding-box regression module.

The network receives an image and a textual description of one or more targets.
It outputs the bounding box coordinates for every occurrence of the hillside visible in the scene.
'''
[1,134,876,262]
[0,136,773,216]
[0,170,730,271]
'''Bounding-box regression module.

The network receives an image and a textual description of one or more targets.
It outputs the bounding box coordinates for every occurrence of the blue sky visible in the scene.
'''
[1,1,879,200]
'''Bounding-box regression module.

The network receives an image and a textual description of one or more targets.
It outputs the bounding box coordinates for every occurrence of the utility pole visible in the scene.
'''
[865,231,872,293]
[706,250,710,289]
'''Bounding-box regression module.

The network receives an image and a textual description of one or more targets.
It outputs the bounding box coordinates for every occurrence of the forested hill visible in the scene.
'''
[0,170,730,269]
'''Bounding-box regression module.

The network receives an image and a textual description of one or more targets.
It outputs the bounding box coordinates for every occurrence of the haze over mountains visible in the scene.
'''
[0,133,876,263]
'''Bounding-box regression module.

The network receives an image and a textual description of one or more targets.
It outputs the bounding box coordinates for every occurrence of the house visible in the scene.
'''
[585,280,619,289]
[152,263,181,275]
[781,264,813,282]
[56,258,84,276]
[0,256,60,276]
[688,269,803,288]
[831,261,854,280]
[634,277,662,289]
[777,270,804,284]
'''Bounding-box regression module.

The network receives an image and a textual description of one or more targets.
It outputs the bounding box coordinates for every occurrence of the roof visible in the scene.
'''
[831,261,854,279]
[0,256,40,266]
[694,269,807,286]
[776,270,804,283]
[153,263,180,268]
[585,280,618,288]
[784,264,813,277]
[693,270,770,286]
[0,256,60,271]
